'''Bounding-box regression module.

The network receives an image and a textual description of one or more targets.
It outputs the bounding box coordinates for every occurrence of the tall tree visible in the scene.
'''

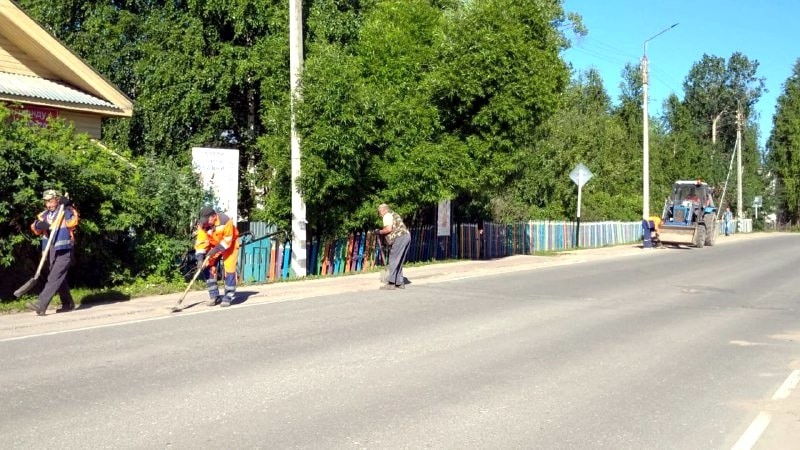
[682,52,765,149]
[432,0,572,193]
[294,0,579,233]
[496,71,637,221]
[767,59,800,224]
[679,53,766,212]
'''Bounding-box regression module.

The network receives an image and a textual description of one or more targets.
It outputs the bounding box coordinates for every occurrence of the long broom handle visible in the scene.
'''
[177,255,211,304]
[32,204,66,279]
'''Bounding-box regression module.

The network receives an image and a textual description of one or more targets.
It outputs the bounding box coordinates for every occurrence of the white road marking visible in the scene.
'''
[729,340,763,347]
[731,412,771,450]
[771,369,800,400]
[731,370,800,450]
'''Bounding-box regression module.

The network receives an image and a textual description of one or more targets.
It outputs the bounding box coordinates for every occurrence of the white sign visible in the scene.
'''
[569,163,593,188]
[191,147,240,222]
[437,199,451,236]
[569,163,593,221]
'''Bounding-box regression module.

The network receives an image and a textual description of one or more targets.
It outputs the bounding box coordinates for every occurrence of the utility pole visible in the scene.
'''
[289,0,306,277]
[641,23,678,220]
[642,53,650,219]
[736,106,743,220]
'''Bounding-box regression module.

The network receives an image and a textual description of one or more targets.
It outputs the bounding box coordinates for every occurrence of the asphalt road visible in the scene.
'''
[2,234,799,449]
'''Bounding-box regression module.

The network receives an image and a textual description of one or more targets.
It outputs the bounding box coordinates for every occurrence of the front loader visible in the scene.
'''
[658,180,717,248]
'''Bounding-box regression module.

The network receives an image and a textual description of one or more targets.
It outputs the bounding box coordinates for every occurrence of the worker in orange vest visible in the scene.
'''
[195,206,239,307]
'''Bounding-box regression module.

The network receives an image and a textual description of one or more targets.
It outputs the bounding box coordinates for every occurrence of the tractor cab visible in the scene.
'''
[664,181,714,226]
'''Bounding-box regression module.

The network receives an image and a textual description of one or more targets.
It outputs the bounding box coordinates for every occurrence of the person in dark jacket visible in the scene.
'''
[27,189,79,316]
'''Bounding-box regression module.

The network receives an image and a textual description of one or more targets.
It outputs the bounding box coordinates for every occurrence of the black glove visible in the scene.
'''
[207,247,221,260]
[34,220,50,232]
[195,252,206,266]
[58,196,72,207]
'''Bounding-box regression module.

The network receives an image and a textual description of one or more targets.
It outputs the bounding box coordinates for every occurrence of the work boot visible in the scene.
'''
[56,303,76,313]
[26,302,45,316]
[206,296,220,307]
[221,295,233,307]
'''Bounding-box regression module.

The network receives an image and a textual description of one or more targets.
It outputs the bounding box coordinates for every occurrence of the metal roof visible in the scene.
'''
[0,71,117,109]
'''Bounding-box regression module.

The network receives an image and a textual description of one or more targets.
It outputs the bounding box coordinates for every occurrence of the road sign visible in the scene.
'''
[569,163,593,188]
[569,163,594,249]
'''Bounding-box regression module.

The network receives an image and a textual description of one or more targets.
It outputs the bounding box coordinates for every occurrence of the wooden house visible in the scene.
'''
[0,0,132,139]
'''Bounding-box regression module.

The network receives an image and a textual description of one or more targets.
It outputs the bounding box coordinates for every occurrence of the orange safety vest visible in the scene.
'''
[195,213,239,256]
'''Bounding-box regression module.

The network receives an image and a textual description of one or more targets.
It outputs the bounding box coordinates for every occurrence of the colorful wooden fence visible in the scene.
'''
[234,220,644,284]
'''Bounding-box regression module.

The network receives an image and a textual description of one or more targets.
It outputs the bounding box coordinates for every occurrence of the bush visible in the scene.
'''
[0,104,206,299]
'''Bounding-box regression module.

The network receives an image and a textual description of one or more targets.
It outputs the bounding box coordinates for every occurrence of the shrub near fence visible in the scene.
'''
[235,220,644,284]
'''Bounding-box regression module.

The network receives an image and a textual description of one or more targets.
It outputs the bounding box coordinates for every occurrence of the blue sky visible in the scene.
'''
[560,0,799,148]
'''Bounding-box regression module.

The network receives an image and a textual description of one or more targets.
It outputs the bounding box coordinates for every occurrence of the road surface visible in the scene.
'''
[2,234,798,449]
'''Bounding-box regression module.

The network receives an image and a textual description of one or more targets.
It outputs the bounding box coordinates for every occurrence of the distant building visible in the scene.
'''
[0,0,132,139]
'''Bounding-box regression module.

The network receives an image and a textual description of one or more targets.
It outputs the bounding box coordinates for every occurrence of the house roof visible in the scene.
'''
[0,71,117,109]
[0,0,133,117]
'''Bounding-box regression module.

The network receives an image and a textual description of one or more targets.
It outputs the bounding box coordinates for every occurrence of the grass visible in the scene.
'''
[1,278,191,314]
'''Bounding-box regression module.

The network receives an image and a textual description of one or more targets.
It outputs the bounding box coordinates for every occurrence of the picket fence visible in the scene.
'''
[235,220,643,284]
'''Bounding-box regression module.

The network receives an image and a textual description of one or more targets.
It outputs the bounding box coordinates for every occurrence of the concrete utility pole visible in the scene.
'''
[736,106,743,220]
[289,0,306,277]
[641,23,678,220]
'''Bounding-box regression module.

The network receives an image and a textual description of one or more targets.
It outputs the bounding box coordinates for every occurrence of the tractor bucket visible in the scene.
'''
[657,225,696,246]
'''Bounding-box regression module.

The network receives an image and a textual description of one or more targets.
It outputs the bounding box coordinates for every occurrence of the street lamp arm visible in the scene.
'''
[643,23,678,55]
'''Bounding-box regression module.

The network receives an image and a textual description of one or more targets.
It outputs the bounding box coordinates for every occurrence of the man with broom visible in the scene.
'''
[26,189,79,316]
[195,206,239,307]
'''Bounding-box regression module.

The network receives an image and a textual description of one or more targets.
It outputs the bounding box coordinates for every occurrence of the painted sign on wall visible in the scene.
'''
[7,103,59,126]
[191,147,240,222]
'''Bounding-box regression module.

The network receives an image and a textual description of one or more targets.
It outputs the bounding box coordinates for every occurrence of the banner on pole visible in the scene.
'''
[191,147,239,222]
[437,200,451,236]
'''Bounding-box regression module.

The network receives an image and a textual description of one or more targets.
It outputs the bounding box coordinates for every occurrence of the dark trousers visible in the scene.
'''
[36,248,74,310]
[387,233,410,286]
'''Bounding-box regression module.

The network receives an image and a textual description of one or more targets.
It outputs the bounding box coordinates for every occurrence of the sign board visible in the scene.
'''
[7,103,59,127]
[437,199,451,236]
[753,196,763,207]
[191,147,240,222]
[569,163,593,188]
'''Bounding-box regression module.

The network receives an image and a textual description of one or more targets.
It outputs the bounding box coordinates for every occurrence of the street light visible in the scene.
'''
[642,23,678,220]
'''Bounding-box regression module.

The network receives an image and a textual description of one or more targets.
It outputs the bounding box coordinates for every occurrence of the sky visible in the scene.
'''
[560,0,800,148]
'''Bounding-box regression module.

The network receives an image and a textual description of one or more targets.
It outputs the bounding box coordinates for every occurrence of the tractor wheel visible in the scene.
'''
[703,213,717,246]
[694,225,706,248]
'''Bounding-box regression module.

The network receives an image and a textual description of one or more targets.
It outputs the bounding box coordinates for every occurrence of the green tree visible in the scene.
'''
[682,53,765,167]
[18,0,290,222]
[659,52,766,214]
[294,0,579,233]
[432,0,572,194]
[766,59,800,224]
[498,71,638,221]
